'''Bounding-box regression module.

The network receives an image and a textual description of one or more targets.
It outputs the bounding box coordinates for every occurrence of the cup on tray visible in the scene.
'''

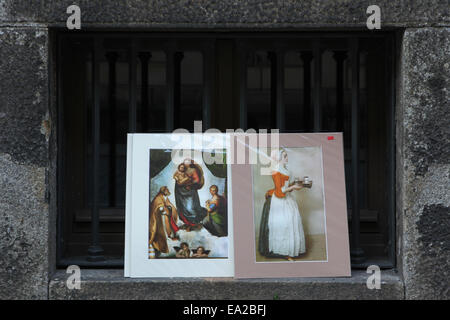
[302,176,313,188]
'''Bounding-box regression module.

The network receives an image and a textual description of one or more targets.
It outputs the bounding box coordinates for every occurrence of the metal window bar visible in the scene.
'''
[312,40,322,132]
[268,51,278,129]
[237,41,248,130]
[275,50,285,130]
[106,52,118,207]
[165,42,175,132]
[300,51,313,132]
[138,52,152,133]
[87,38,105,262]
[333,51,347,133]
[202,41,215,130]
[173,52,183,129]
[268,50,286,130]
[129,41,137,133]
[350,38,365,265]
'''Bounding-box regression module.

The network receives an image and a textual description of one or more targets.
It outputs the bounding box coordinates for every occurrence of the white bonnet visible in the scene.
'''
[270,148,287,162]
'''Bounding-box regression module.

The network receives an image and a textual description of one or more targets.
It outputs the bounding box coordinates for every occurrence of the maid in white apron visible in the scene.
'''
[258,149,306,261]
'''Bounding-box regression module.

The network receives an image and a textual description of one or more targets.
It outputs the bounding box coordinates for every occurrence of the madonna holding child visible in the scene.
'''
[173,158,207,230]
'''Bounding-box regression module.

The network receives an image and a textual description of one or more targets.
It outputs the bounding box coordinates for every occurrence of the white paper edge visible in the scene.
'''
[125,133,234,277]
[124,134,133,277]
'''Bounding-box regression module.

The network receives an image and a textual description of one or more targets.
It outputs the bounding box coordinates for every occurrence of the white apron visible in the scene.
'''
[268,168,306,257]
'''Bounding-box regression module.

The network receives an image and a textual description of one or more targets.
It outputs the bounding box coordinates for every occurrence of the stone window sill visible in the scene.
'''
[49,269,404,299]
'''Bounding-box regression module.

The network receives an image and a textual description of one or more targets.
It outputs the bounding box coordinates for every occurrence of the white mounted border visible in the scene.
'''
[125,133,234,277]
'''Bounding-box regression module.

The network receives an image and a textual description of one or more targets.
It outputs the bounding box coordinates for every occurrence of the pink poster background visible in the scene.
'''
[232,133,351,278]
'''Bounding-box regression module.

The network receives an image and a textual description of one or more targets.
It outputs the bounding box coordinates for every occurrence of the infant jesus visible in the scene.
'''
[173,163,192,188]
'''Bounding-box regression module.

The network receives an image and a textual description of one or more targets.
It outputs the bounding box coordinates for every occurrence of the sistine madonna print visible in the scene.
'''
[148,149,228,260]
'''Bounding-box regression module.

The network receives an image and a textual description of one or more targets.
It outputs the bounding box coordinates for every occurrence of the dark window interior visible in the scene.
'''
[58,33,395,268]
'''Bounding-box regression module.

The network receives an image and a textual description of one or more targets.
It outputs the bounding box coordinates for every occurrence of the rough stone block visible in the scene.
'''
[0,1,448,28]
[399,27,450,299]
[0,27,50,299]
[49,269,404,300]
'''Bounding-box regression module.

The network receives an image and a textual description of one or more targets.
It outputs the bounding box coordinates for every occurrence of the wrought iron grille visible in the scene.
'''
[57,32,396,269]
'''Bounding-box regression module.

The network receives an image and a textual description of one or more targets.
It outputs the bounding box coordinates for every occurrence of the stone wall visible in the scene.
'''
[0,0,448,299]
[398,27,450,299]
[0,28,50,299]
[0,1,448,28]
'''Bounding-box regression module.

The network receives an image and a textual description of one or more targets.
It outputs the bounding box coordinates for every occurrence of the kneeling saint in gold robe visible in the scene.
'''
[149,186,179,254]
